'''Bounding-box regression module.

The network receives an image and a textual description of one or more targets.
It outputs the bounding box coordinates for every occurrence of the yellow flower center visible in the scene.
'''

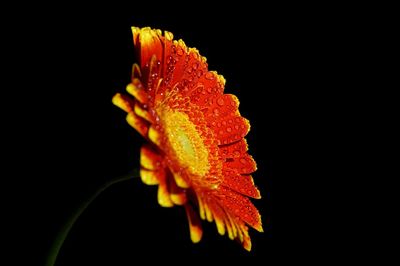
[162,110,210,176]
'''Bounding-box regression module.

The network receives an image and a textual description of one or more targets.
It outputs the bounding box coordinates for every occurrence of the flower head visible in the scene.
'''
[113,27,262,251]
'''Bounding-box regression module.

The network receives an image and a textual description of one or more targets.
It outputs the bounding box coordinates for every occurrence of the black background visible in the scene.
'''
[6,2,354,265]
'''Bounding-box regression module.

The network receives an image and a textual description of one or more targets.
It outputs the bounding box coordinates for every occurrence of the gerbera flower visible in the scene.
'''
[112,27,263,251]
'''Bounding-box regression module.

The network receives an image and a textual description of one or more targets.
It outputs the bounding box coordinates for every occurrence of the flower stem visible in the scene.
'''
[45,169,139,266]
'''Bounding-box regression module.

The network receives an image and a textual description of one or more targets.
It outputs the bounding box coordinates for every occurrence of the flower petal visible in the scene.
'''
[217,186,263,232]
[168,172,187,205]
[140,144,162,170]
[221,168,261,199]
[126,79,148,104]
[157,171,174,207]
[184,203,203,243]
[225,153,257,174]
[139,168,161,185]
[126,112,149,137]
[112,93,135,113]
[209,116,250,145]
[132,27,163,69]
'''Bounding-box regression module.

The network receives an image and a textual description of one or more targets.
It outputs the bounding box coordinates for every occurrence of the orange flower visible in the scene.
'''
[112,27,263,251]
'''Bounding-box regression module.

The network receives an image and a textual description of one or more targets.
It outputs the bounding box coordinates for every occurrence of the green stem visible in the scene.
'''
[45,169,139,266]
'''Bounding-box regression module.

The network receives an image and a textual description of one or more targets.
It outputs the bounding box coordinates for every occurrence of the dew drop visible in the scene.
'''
[219,130,224,135]
[228,119,233,124]
[222,121,226,126]
[214,109,219,116]
[240,158,247,164]
[197,70,203,78]
[167,56,173,64]
[192,62,199,70]
[233,150,241,157]
[217,98,224,106]
[227,127,232,132]
[234,125,239,130]
[217,122,221,127]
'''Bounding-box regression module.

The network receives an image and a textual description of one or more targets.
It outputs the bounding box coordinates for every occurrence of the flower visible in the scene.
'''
[112,27,262,251]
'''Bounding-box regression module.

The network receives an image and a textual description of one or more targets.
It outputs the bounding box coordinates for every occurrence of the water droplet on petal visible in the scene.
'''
[233,150,241,157]
[217,98,225,106]
[227,127,232,132]
[240,158,247,164]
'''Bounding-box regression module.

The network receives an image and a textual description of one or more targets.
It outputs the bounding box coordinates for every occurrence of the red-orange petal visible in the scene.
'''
[132,27,163,69]
[216,186,263,232]
[221,168,261,199]
[219,139,249,159]
[224,153,257,174]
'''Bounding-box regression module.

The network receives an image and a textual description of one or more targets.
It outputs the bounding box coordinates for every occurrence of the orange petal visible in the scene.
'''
[204,199,214,222]
[204,94,240,121]
[126,79,148,104]
[221,168,261,199]
[126,112,149,137]
[139,168,161,185]
[242,227,252,251]
[165,39,188,88]
[197,193,206,220]
[196,192,213,222]
[224,213,238,240]
[184,203,203,243]
[132,27,163,69]
[172,171,190,189]
[188,72,225,107]
[209,203,226,236]
[209,116,250,145]
[112,93,134,113]
[168,173,187,205]
[157,170,173,207]
[217,186,263,232]
[225,153,257,174]
[140,144,162,170]
[143,55,162,101]
[219,139,249,159]
[148,125,162,146]
[134,101,154,123]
